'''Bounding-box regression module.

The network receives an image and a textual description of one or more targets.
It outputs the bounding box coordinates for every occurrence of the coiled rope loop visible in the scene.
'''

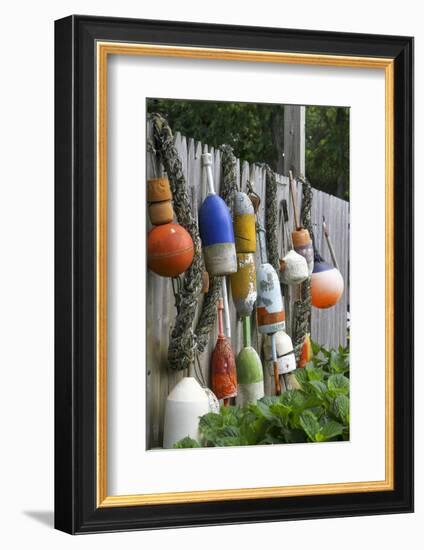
[151,114,203,371]
[293,176,313,358]
[151,115,240,369]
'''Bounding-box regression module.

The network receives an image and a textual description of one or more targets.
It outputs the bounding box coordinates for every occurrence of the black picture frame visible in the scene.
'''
[55,15,414,534]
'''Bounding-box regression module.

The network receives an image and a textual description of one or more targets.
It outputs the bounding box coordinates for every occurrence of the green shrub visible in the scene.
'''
[173,343,349,449]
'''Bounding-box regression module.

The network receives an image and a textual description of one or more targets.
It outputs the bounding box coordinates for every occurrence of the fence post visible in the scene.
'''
[283,106,305,177]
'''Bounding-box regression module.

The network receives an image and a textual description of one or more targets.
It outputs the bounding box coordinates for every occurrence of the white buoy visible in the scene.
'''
[163,377,210,449]
[264,330,297,375]
[280,249,309,285]
[256,225,285,395]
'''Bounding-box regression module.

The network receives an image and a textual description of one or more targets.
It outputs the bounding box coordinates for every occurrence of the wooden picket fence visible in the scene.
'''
[146,123,349,448]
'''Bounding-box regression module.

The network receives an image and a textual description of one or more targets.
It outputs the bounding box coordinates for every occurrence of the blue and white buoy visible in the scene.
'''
[199,153,237,276]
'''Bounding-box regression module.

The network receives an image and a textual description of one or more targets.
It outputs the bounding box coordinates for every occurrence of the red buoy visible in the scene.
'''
[211,299,237,403]
[147,223,194,277]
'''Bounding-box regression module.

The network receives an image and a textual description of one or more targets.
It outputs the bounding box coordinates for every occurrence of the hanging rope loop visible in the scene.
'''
[293,175,313,358]
[264,164,280,272]
[150,115,241,369]
[151,113,204,371]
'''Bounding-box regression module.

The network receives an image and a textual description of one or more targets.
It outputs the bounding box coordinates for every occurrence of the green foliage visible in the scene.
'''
[173,343,350,448]
[147,99,349,200]
[172,436,200,448]
[305,106,349,200]
[148,99,280,170]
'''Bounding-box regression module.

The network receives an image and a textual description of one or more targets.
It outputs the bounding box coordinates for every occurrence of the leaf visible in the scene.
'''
[241,416,267,445]
[306,362,325,381]
[320,347,332,360]
[293,368,308,387]
[198,412,225,444]
[259,395,280,406]
[249,401,273,420]
[269,402,291,420]
[299,410,320,441]
[315,420,344,442]
[327,374,350,396]
[219,425,241,438]
[280,389,308,410]
[307,380,328,400]
[199,412,223,432]
[333,394,350,425]
[281,428,308,444]
[220,405,244,426]
[308,406,325,419]
[173,436,200,448]
[311,340,322,356]
[329,351,349,374]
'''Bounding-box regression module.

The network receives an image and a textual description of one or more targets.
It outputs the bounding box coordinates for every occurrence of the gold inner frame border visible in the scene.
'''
[96,42,394,508]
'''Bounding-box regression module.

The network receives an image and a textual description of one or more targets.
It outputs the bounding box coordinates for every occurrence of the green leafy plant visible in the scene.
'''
[173,436,201,448]
[173,342,349,448]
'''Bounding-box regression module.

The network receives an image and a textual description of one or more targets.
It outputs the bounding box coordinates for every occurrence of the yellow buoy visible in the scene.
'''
[230,253,257,317]
[233,192,256,253]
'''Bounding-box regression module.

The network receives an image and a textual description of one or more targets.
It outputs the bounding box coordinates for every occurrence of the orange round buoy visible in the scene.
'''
[147,223,194,277]
[311,257,344,309]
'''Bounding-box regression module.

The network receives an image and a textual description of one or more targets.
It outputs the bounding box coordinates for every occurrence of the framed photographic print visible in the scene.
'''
[54,15,414,534]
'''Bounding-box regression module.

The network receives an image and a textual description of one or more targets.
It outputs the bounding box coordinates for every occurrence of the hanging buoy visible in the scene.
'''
[256,226,286,395]
[280,249,309,285]
[147,177,174,225]
[230,191,257,317]
[292,229,314,275]
[256,263,286,333]
[256,228,286,333]
[199,153,237,277]
[147,223,194,277]
[311,253,344,309]
[233,192,256,253]
[264,330,296,375]
[230,253,257,317]
[299,333,312,368]
[236,316,264,405]
[289,172,314,275]
[279,199,309,285]
[210,299,237,404]
[163,377,210,448]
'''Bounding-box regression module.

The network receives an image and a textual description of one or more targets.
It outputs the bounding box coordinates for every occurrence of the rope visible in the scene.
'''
[193,278,222,353]
[293,176,313,359]
[220,144,239,209]
[150,116,240,369]
[264,166,280,272]
[151,113,204,371]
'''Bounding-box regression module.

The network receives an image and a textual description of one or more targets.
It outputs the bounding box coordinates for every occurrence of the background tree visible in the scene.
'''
[305,106,349,200]
[147,99,349,200]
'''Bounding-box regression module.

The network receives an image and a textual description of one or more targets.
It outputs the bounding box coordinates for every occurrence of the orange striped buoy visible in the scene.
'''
[147,223,194,277]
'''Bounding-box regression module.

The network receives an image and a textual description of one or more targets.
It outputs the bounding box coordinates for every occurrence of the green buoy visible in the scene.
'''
[236,316,264,405]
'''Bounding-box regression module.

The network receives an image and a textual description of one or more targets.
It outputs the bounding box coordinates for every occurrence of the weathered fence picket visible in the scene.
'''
[146,123,349,448]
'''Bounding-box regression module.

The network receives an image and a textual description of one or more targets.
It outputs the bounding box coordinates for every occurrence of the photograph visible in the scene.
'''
[146,98,350,450]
